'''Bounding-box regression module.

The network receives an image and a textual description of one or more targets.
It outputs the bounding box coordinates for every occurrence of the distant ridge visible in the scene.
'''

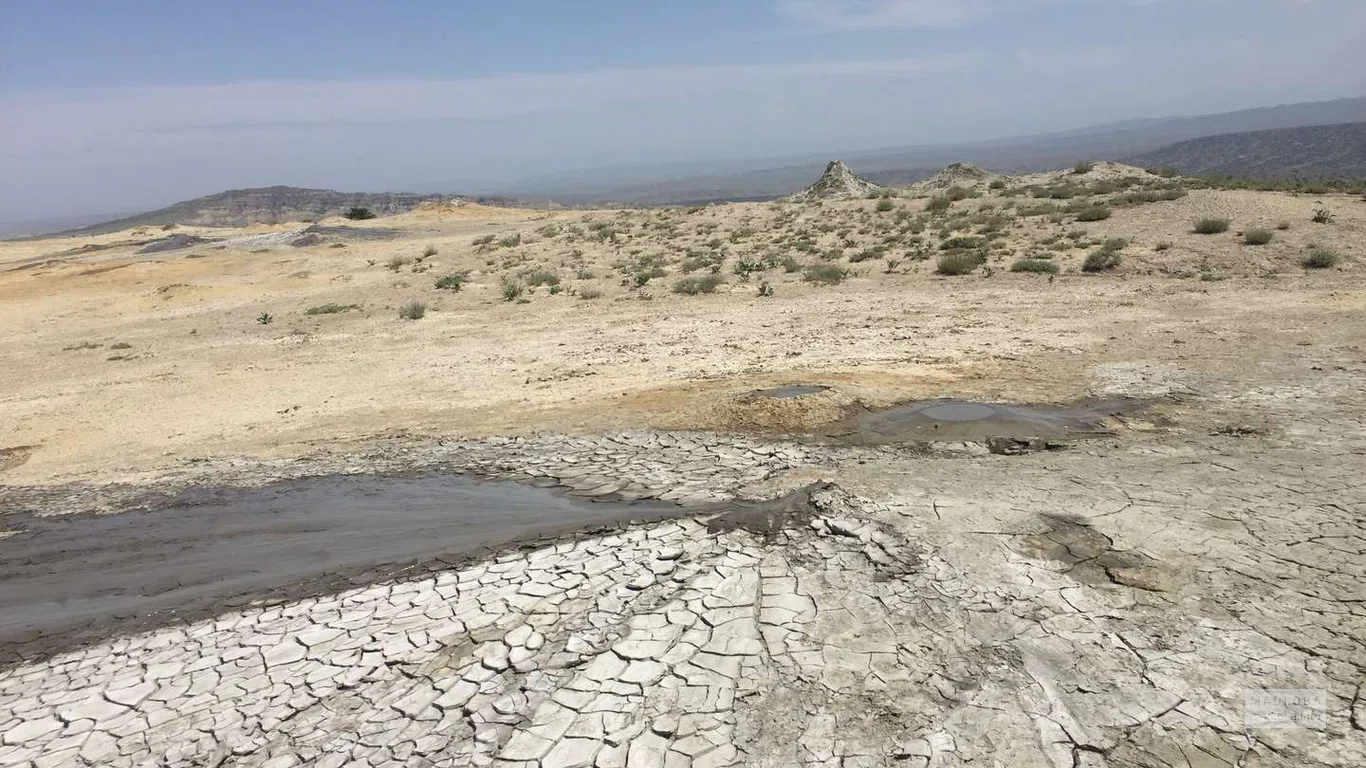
[41,186,449,238]
[1127,122,1366,180]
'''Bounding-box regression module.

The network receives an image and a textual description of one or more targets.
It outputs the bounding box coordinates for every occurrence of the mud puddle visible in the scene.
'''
[747,384,830,400]
[828,397,1145,444]
[0,474,678,654]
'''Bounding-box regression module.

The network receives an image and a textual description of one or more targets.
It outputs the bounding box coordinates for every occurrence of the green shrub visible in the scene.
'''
[305,303,360,315]
[802,264,846,285]
[1072,160,1095,175]
[524,268,560,287]
[1193,217,1230,234]
[672,274,724,295]
[434,273,466,291]
[256,312,273,325]
[398,301,426,320]
[875,199,895,212]
[577,286,602,300]
[1243,229,1274,246]
[940,236,985,250]
[925,196,952,214]
[757,281,775,297]
[498,233,523,248]
[849,246,887,263]
[343,207,376,220]
[936,252,983,276]
[1302,247,1338,269]
[1074,206,1112,222]
[1082,250,1122,272]
[1311,207,1334,224]
[501,277,524,301]
[988,179,1007,190]
[1011,258,1059,274]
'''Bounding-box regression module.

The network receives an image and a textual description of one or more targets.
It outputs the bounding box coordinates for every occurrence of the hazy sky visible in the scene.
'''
[2,0,1363,221]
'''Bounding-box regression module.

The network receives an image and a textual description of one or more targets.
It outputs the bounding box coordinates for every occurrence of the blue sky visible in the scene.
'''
[2,0,1364,221]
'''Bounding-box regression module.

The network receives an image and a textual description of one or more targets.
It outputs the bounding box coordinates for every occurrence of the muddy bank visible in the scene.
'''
[0,473,680,664]
[827,397,1148,444]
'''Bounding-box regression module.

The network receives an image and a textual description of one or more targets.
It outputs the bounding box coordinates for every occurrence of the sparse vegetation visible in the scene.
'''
[256,312,273,325]
[501,277,524,301]
[386,256,410,271]
[421,245,438,258]
[1072,161,1095,175]
[1074,206,1112,222]
[1011,258,1059,275]
[925,196,953,214]
[434,273,466,291]
[398,301,426,320]
[802,264,846,285]
[1243,229,1274,246]
[875,199,895,212]
[1302,247,1338,269]
[1275,221,1292,231]
[577,286,602,300]
[305,303,361,315]
[940,236,985,251]
[673,274,724,295]
[936,252,983,276]
[757,281,775,297]
[1193,217,1231,235]
[1082,238,1126,272]
[524,269,560,288]
[1311,207,1334,224]
[343,207,376,220]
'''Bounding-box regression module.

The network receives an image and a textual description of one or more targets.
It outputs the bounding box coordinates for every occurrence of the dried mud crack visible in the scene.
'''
[1,427,1363,767]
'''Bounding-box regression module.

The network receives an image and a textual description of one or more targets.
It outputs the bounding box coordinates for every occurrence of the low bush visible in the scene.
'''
[524,269,560,287]
[1243,229,1274,246]
[398,301,426,320]
[875,199,895,212]
[1311,207,1334,224]
[1073,160,1095,175]
[1193,217,1230,234]
[936,252,983,276]
[802,264,846,285]
[1074,206,1112,222]
[501,277,524,301]
[577,286,603,300]
[434,273,465,291]
[1082,250,1121,272]
[1011,258,1059,274]
[672,274,724,295]
[925,196,953,214]
[940,236,986,250]
[1302,247,1338,269]
[343,207,376,220]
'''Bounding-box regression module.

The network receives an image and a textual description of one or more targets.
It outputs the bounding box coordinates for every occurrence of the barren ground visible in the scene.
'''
[0,166,1363,767]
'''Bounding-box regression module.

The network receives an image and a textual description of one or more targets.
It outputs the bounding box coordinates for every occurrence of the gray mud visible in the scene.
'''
[301,225,402,240]
[0,473,679,659]
[830,397,1146,443]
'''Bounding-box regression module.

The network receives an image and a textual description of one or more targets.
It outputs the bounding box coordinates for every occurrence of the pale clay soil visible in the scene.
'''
[0,167,1363,766]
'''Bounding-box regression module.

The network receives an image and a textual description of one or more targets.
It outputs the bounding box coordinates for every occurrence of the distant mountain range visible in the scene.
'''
[12,96,1365,238]
[527,97,1366,204]
[1126,121,1366,180]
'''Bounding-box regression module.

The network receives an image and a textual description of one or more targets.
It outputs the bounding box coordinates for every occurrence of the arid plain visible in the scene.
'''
[0,164,1363,767]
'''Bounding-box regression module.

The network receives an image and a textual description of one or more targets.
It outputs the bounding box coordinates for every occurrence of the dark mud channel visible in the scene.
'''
[0,474,679,665]
[830,398,1146,444]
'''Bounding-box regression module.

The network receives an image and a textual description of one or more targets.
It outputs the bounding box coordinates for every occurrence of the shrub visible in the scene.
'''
[498,233,523,248]
[343,207,376,220]
[1275,221,1292,231]
[398,301,426,320]
[757,281,775,297]
[472,234,495,247]
[925,196,953,214]
[672,274,724,295]
[780,255,802,273]
[501,278,524,301]
[256,312,273,325]
[1011,258,1059,274]
[936,252,982,275]
[875,199,895,212]
[849,246,887,263]
[1082,250,1122,272]
[1193,217,1230,234]
[434,273,465,291]
[1074,206,1112,222]
[386,256,410,271]
[940,236,985,251]
[1100,237,1128,252]
[988,179,1007,190]
[305,303,360,315]
[1311,207,1334,224]
[802,264,846,285]
[1155,242,1173,252]
[1243,229,1274,246]
[577,286,602,300]
[1073,160,1095,175]
[1302,247,1338,269]
[525,269,560,287]
[421,245,438,258]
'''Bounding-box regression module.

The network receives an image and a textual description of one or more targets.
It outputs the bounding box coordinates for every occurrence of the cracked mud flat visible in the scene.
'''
[1,424,1363,768]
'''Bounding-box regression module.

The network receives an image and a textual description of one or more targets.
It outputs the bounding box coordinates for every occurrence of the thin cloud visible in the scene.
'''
[774,0,1057,29]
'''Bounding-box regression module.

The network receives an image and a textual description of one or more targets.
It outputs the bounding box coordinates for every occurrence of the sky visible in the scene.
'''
[2,0,1364,222]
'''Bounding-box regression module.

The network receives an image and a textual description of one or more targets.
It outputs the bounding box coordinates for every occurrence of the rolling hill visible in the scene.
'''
[1126,121,1366,180]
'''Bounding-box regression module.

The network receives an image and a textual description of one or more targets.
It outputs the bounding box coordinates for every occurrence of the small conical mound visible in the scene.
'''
[784,161,885,202]
[919,162,994,189]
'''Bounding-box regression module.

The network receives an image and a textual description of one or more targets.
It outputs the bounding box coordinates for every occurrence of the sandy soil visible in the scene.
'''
[0,166,1363,766]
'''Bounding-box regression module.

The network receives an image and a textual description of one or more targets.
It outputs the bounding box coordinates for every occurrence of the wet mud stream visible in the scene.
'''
[828,397,1147,443]
[0,474,680,656]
